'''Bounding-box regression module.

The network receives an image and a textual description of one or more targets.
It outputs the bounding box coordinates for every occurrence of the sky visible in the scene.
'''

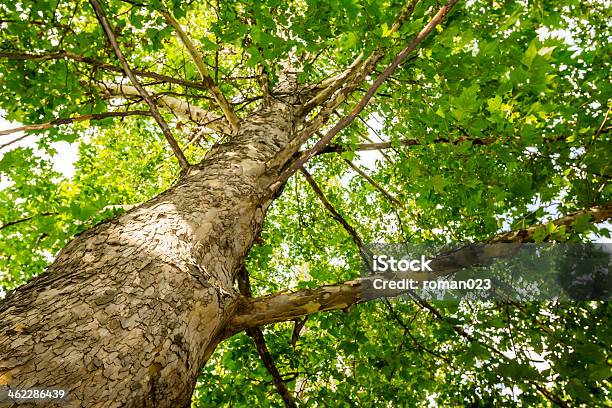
[0,113,79,189]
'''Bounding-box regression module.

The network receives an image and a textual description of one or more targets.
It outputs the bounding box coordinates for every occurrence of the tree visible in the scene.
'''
[0,0,610,406]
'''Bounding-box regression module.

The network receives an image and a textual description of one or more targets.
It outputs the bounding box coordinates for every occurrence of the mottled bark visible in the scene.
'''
[0,101,298,407]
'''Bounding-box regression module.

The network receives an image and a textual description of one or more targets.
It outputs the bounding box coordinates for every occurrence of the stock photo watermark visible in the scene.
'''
[362,243,612,302]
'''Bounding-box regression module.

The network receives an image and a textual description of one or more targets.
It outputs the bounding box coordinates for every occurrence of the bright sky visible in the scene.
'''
[0,113,79,189]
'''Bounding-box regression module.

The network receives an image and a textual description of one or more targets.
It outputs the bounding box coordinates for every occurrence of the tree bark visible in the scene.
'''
[0,101,297,407]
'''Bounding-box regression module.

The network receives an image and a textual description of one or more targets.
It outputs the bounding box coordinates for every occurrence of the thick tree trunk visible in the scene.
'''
[0,102,296,407]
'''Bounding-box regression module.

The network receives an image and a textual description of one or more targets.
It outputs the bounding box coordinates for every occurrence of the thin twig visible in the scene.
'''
[299,168,371,262]
[316,136,498,154]
[0,111,151,139]
[0,51,210,91]
[0,213,58,231]
[342,159,406,210]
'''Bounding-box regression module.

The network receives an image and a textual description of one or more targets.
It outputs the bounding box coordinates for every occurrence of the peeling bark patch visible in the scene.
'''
[93,290,117,306]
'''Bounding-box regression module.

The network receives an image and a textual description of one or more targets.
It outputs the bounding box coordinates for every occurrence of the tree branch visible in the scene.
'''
[89,0,190,172]
[342,159,406,210]
[491,204,612,243]
[382,300,455,367]
[300,168,367,256]
[269,1,422,170]
[0,111,151,148]
[298,0,419,117]
[224,203,612,336]
[96,83,230,133]
[317,136,498,154]
[303,167,468,371]
[161,10,240,133]
[246,328,298,408]
[0,51,211,92]
[271,0,459,188]
[297,53,365,117]
[0,213,58,231]
[236,269,297,408]
[257,65,271,104]
[296,167,569,406]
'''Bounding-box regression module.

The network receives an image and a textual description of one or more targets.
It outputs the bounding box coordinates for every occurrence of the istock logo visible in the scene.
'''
[372,255,432,272]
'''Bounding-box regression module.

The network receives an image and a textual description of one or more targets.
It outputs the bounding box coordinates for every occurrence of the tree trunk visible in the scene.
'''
[0,102,297,407]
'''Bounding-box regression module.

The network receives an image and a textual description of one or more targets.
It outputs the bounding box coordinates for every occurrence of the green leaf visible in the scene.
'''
[572,214,592,233]
[521,41,538,69]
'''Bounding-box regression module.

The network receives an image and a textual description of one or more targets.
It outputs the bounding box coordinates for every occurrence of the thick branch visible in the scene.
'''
[225,203,612,335]
[269,1,421,170]
[269,52,380,169]
[0,51,210,92]
[299,0,419,117]
[297,54,365,117]
[89,0,190,171]
[299,166,566,406]
[272,0,459,187]
[97,83,229,133]
[161,11,240,133]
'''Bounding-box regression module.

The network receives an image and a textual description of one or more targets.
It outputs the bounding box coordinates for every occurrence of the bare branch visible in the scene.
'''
[257,64,271,104]
[492,204,612,243]
[300,165,567,406]
[297,53,365,117]
[89,0,190,171]
[269,1,422,170]
[302,166,471,374]
[382,300,455,366]
[97,83,230,133]
[342,159,406,210]
[0,133,30,149]
[267,52,383,169]
[236,269,298,408]
[317,136,498,154]
[224,203,612,335]
[300,168,367,255]
[247,327,298,408]
[389,0,421,33]
[161,11,240,133]
[353,119,397,164]
[290,317,307,350]
[0,213,58,231]
[272,0,459,187]
[0,111,151,149]
[0,51,210,92]
[298,0,419,117]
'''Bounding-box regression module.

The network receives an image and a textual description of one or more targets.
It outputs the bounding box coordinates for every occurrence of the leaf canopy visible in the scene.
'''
[1,0,611,406]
